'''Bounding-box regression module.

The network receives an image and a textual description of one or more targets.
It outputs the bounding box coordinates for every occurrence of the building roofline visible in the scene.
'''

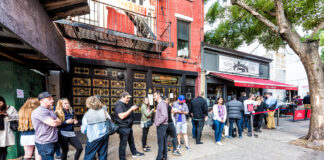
[203,43,273,63]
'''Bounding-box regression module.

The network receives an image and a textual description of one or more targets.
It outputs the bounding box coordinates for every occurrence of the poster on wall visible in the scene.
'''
[219,56,259,76]
[17,89,24,98]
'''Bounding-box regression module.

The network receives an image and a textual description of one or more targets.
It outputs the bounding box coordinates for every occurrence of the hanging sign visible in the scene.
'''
[17,89,24,98]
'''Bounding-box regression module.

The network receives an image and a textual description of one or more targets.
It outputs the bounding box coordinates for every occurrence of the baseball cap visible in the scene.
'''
[178,95,186,103]
[38,91,52,100]
[120,92,132,98]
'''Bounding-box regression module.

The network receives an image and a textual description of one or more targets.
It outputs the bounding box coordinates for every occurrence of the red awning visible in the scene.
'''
[210,72,298,90]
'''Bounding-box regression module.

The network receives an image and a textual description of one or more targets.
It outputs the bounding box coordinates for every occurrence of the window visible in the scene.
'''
[177,20,190,58]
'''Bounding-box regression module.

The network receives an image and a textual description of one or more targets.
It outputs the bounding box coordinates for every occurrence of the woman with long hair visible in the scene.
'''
[213,97,227,145]
[140,97,154,152]
[18,98,41,160]
[0,96,18,160]
[254,96,268,132]
[55,98,83,160]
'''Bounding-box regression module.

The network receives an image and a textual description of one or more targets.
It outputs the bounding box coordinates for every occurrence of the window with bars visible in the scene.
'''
[177,20,190,58]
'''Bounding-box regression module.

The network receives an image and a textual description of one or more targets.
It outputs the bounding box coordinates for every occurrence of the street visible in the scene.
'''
[67,116,324,160]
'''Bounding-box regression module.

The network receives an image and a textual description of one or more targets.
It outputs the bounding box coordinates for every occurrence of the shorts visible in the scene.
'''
[175,122,187,134]
[21,135,35,146]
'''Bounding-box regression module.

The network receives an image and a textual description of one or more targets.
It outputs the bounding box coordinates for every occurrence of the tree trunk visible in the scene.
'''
[300,42,324,141]
[287,40,324,141]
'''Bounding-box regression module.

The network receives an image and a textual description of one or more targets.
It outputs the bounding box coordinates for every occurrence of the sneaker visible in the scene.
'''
[177,145,182,149]
[172,150,181,156]
[132,152,144,157]
[226,136,233,139]
[247,133,252,137]
[145,145,152,149]
[185,146,191,151]
[143,148,151,152]
[196,142,203,144]
[216,142,224,146]
[56,156,62,160]
[255,129,262,133]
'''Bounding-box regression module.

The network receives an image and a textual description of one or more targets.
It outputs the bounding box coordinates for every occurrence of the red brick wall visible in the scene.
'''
[66,0,204,94]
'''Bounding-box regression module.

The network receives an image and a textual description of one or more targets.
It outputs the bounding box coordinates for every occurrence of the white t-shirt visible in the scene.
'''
[244,99,257,115]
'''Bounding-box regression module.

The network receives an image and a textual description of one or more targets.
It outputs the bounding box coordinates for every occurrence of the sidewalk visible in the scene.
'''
[64,116,324,160]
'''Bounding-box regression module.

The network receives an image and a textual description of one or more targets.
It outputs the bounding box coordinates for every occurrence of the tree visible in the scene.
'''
[205,0,324,142]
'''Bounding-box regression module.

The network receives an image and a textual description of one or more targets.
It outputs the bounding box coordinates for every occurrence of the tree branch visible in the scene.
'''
[230,0,279,33]
[265,11,276,17]
[275,0,292,34]
[311,21,324,38]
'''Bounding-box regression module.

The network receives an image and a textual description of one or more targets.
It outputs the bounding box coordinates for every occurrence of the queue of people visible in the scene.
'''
[0,90,280,160]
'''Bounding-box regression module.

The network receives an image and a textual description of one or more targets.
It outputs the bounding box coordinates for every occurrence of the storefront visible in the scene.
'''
[68,57,198,121]
[202,44,298,107]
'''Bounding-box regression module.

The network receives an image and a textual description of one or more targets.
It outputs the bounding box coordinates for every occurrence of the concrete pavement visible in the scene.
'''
[65,116,324,160]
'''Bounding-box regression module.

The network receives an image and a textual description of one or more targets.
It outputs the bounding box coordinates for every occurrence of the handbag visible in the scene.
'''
[144,120,153,128]
[9,120,19,132]
[105,119,119,135]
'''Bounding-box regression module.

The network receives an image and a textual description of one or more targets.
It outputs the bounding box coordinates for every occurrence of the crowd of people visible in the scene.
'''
[0,90,280,160]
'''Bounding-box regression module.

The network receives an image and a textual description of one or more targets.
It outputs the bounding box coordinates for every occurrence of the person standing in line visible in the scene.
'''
[190,92,208,144]
[115,92,144,160]
[32,92,62,160]
[55,98,83,160]
[141,97,154,152]
[18,98,42,160]
[263,92,268,127]
[303,92,311,108]
[213,97,227,145]
[0,96,18,160]
[265,92,277,129]
[238,92,248,130]
[226,95,244,139]
[173,95,191,150]
[154,91,169,160]
[81,96,110,160]
[254,96,268,133]
[243,94,257,137]
[162,96,181,156]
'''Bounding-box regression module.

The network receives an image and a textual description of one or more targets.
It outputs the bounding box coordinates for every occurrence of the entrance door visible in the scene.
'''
[153,86,180,107]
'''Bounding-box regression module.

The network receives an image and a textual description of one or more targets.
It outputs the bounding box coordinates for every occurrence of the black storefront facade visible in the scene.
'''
[202,43,297,107]
[67,57,198,122]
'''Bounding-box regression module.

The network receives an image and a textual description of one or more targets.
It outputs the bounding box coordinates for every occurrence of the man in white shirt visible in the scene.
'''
[243,94,257,137]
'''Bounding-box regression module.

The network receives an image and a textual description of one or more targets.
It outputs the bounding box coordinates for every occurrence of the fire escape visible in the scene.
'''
[54,0,172,54]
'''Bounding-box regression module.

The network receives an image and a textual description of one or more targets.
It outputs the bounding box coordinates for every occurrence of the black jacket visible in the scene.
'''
[255,102,268,113]
[190,96,208,120]
[303,95,310,104]
[238,96,248,104]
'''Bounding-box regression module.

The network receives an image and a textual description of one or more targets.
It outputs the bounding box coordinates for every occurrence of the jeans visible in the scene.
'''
[229,118,242,137]
[239,112,244,130]
[166,122,177,152]
[142,126,150,148]
[55,144,62,157]
[156,124,168,160]
[0,147,7,160]
[118,127,137,160]
[84,133,109,160]
[59,135,83,160]
[244,114,253,133]
[213,120,225,142]
[193,119,205,143]
[35,142,58,160]
[191,119,196,138]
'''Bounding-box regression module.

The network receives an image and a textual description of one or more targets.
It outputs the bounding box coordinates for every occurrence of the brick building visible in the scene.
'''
[55,0,204,121]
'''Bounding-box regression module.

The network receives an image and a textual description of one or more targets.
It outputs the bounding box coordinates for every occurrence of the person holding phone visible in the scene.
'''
[115,92,144,160]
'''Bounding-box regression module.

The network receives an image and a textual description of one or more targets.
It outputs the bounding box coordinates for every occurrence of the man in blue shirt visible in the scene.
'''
[265,92,277,129]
